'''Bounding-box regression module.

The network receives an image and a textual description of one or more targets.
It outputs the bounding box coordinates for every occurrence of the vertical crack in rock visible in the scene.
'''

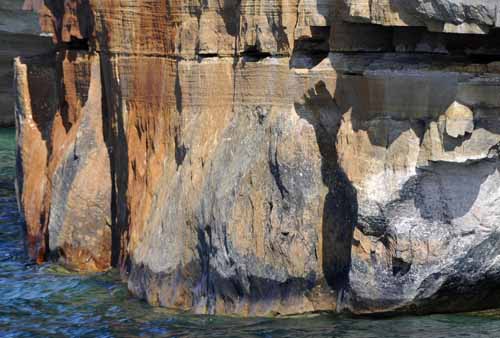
[97,12,129,272]
[269,147,289,200]
[101,56,130,272]
[197,224,215,314]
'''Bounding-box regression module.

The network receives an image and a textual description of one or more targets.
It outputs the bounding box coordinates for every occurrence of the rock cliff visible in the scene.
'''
[15,0,500,316]
[0,0,52,127]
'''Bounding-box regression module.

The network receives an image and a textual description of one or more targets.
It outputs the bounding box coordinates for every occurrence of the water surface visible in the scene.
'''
[0,128,499,337]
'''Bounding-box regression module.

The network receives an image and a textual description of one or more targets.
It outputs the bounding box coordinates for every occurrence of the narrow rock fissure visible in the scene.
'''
[269,150,289,200]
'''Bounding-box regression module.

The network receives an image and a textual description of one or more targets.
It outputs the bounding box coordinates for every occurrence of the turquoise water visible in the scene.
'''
[0,128,499,337]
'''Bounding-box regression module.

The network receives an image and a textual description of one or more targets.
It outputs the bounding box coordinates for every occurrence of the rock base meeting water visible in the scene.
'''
[10,0,500,319]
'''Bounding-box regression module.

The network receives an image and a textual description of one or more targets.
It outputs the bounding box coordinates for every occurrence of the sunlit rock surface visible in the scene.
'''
[14,0,500,316]
[343,0,500,33]
[15,51,111,271]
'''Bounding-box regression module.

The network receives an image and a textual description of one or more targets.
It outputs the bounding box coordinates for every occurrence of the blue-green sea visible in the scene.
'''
[0,128,499,337]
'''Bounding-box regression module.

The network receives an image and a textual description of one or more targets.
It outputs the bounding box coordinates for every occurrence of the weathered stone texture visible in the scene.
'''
[14,0,500,316]
[16,51,111,271]
[343,0,500,34]
[331,54,500,314]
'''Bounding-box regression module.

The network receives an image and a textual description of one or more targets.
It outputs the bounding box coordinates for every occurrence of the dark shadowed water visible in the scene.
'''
[0,128,499,337]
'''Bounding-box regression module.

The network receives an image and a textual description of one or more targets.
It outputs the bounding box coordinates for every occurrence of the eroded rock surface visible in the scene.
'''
[14,0,500,316]
[343,0,500,34]
[16,51,111,271]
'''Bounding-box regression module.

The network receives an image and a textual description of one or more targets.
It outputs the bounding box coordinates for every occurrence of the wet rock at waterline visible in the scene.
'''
[13,0,500,316]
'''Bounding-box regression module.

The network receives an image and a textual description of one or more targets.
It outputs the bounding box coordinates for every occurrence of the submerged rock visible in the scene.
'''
[13,0,500,316]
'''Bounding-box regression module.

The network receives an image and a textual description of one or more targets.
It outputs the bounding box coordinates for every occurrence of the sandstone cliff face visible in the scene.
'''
[15,0,500,316]
[16,51,111,271]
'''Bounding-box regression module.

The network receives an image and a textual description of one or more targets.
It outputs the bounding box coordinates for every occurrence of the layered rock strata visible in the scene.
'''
[15,0,500,316]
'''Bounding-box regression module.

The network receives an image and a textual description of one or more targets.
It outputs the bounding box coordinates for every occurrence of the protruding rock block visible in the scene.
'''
[15,51,111,271]
[332,54,500,314]
[444,101,475,138]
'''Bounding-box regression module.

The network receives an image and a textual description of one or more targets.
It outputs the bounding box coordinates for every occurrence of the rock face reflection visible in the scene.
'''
[14,0,500,316]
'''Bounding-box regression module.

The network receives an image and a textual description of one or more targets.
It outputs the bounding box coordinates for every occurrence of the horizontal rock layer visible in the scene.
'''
[15,0,500,316]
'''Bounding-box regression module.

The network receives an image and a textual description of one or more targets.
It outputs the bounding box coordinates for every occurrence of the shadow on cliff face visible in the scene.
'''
[55,50,91,133]
[98,22,130,272]
[25,54,58,146]
[43,0,94,45]
[20,54,58,262]
[398,157,499,222]
[333,57,500,224]
[294,81,358,295]
[338,55,500,146]
[412,231,500,314]
[40,0,94,133]
[74,0,94,41]
[293,74,499,309]
[219,0,289,54]
[220,0,240,37]
[304,56,500,313]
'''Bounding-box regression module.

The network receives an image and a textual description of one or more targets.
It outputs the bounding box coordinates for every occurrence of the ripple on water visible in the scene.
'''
[0,127,499,337]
